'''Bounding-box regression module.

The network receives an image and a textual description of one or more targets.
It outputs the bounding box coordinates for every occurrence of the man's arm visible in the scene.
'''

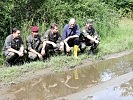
[19,38,25,53]
[8,48,21,55]
[19,44,24,53]
[26,36,42,58]
[86,35,99,44]
[8,46,24,57]
[43,30,57,47]
[82,28,99,44]
[64,35,79,43]
[43,41,57,47]
[5,36,23,56]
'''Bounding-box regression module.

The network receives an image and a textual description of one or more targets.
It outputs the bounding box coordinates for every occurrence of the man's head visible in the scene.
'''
[69,18,76,28]
[51,23,58,34]
[86,19,93,29]
[31,26,39,37]
[12,28,21,39]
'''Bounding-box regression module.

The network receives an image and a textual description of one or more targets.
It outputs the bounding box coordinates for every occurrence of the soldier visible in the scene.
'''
[79,19,100,55]
[62,18,80,58]
[2,28,25,67]
[26,26,45,61]
[43,23,63,57]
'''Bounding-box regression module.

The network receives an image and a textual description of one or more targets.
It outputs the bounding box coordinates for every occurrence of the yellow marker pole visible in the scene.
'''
[73,69,79,80]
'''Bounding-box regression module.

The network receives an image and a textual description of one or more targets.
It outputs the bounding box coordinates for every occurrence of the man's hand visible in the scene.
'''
[64,37,70,42]
[59,42,64,51]
[18,51,24,57]
[66,46,71,52]
[51,42,57,47]
[37,53,43,59]
[41,49,45,56]
[95,40,100,44]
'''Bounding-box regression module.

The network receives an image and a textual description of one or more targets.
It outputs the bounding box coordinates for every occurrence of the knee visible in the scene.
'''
[6,52,15,60]
[28,52,37,60]
[80,43,86,50]
[74,38,80,45]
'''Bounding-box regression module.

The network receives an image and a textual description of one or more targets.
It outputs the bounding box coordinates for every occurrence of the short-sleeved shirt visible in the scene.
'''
[62,24,80,40]
[80,27,98,41]
[26,34,44,51]
[2,34,24,53]
[43,29,62,43]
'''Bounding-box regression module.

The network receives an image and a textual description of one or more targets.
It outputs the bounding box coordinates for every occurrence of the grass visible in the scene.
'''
[0,18,133,83]
[99,18,133,55]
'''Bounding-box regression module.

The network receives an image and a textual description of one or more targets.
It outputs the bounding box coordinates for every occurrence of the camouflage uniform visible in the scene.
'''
[2,34,24,66]
[79,26,100,53]
[26,34,44,60]
[43,29,62,55]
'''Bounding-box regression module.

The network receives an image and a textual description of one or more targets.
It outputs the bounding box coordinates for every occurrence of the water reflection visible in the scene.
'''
[121,78,133,97]
[98,54,133,82]
[114,60,132,75]
[101,70,115,81]
[1,52,133,100]
[7,66,100,100]
[93,79,133,100]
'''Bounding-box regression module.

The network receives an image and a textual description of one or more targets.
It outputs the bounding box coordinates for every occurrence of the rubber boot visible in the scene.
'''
[73,45,79,59]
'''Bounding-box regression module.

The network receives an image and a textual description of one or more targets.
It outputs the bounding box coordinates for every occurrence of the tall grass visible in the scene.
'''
[99,18,133,56]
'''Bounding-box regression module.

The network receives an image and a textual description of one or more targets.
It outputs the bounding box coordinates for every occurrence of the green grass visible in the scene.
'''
[99,18,133,55]
[0,18,133,83]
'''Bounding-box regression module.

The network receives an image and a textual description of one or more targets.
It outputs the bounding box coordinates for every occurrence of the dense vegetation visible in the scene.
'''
[0,0,132,38]
[0,0,133,65]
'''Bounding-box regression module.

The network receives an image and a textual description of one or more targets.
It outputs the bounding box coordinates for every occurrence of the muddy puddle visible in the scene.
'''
[92,78,133,100]
[0,52,133,100]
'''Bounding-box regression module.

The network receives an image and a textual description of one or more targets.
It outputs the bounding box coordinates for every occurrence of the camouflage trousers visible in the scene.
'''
[28,44,44,61]
[79,36,100,53]
[4,51,25,66]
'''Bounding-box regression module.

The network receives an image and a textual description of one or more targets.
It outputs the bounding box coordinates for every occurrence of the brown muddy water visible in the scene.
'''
[0,52,133,100]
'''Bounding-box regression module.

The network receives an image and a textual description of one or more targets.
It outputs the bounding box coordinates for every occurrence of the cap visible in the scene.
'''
[31,26,39,32]
[87,19,93,25]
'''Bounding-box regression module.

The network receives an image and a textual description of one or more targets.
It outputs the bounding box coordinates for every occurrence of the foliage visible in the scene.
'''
[101,0,133,18]
[0,0,132,37]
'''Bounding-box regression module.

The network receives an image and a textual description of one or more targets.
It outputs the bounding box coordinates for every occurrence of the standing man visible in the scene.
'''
[26,26,45,61]
[79,19,100,55]
[2,28,25,66]
[43,23,63,56]
[62,18,80,58]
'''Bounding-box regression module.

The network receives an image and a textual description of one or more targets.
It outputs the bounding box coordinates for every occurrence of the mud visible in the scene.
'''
[0,50,133,100]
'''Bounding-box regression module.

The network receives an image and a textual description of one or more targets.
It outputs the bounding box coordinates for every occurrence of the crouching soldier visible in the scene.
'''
[43,23,63,57]
[26,26,45,61]
[79,19,100,55]
[2,28,25,67]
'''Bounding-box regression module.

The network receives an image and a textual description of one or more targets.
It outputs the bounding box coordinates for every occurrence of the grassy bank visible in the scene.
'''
[0,18,133,83]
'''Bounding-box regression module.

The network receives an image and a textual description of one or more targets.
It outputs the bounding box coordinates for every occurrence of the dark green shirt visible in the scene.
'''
[2,34,24,53]
[43,29,62,43]
[81,27,97,37]
[26,34,44,51]
[80,27,98,42]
